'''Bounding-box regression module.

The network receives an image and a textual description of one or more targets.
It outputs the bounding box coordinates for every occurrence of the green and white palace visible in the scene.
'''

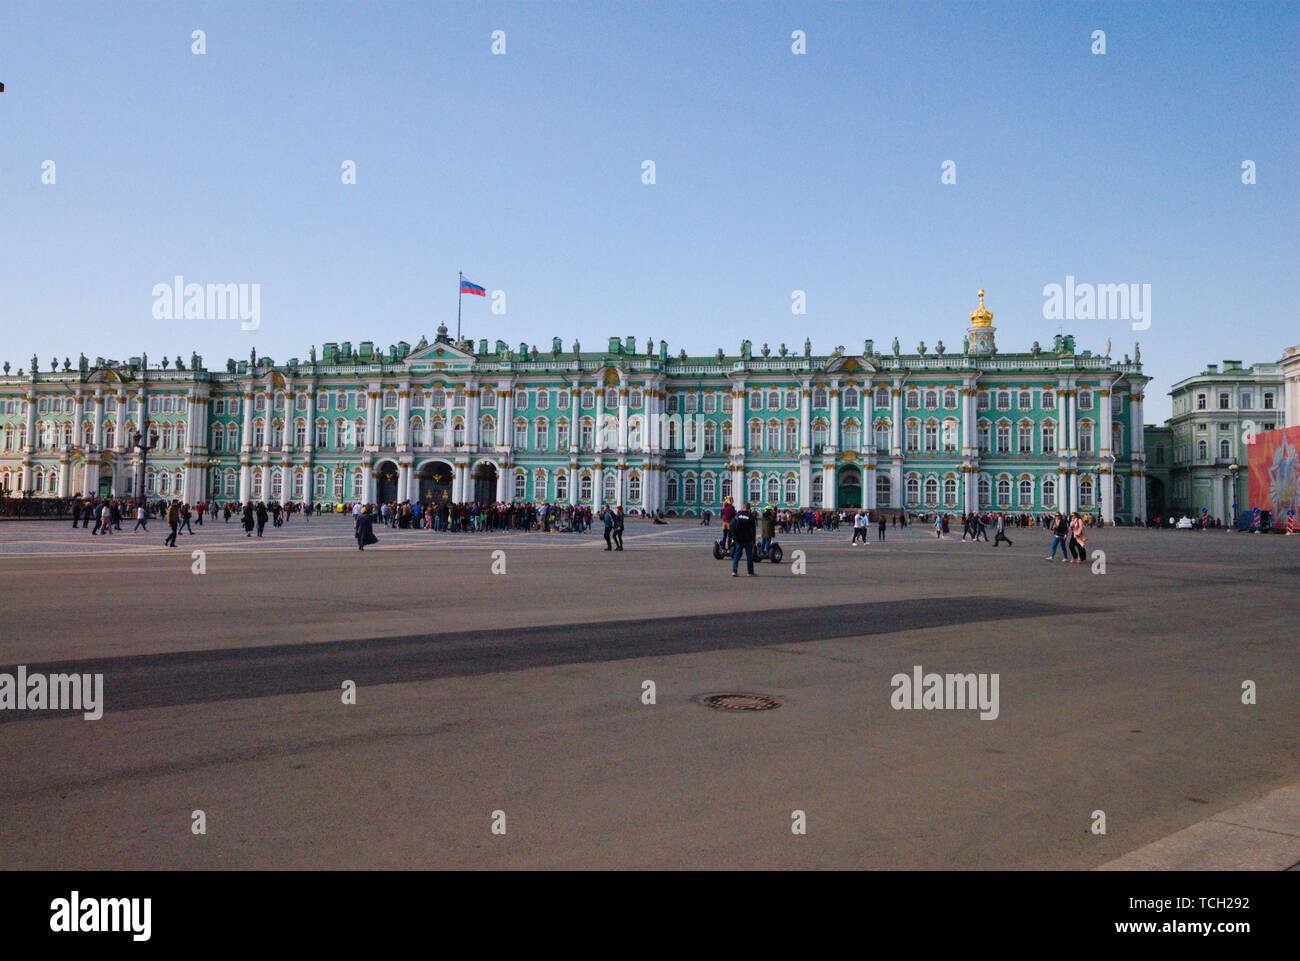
[0,291,1151,521]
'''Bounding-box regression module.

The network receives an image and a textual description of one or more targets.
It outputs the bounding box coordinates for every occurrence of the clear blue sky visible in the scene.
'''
[2,1,1296,422]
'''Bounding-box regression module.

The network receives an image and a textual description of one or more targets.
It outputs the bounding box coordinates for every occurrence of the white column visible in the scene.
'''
[398,463,411,502]
[618,374,629,450]
[1058,468,1069,513]
[866,467,877,509]
[566,384,577,451]
[594,386,605,451]
[92,392,105,448]
[73,392,85,449]
[822,463,836,509]
[731,382,745,450]
[829,383,841,450]
[496,464,509,502]
[863,382,874,452]
[57,455,71,497]
[1056,382,1067,456]
[1099,386,1113,459]
[398,385,411,447]
[800,381,811,453]
[1101,470,1115,525]
[466,382,479,448]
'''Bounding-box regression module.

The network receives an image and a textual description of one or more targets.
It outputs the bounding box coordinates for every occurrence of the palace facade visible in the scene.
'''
[0,292,1151,521]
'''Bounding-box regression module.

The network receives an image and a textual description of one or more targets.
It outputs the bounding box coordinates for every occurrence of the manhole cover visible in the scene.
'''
[699,693,783,712]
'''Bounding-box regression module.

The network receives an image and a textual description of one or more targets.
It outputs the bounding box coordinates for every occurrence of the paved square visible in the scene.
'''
[1,518,1297,868]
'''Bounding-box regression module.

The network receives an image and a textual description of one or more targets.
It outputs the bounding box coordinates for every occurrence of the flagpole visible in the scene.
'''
[457,272,462,343]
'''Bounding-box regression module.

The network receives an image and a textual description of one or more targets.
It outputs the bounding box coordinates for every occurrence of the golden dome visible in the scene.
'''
[969,289,993,328]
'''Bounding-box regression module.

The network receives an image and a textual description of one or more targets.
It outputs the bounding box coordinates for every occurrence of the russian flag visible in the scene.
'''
[460,277,486,296]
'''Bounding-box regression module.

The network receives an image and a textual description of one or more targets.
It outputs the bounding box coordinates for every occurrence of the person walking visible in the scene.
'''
[852,510,866,544]
[164,500,180,547]
[242,502,255,536]
[877,512,887,541]
[255,501,268,537]
[992,512,1014,547]
[1068,511,1087,564]
[180,503,195,535]
[1047,512,1069,561]
[601,506,615,550]
[355,506,379,551]
[613,506,625,551]
[730,501,757,576]
[133,504,148,532]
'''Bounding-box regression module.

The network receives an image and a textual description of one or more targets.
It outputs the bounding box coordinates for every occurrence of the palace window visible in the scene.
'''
[721,475,732,499]
[352,469,364,498]
[812,422,828,454]
[1079,390,1093,411]
[843,422,861,452]
[1018,478,1033,507]
[1019,391,1033,410]
[294,420,307,447]
[556,470,568,501]
[1264,391,1276,410]
[1018,422,1033,454]
[786,421,799,451]
[314,470,326,499]
[580,419,594,450]
[749,420,762,450]
[271,421,284,447]
[997,391,1011,411]
[1080,477,1094,508]
[537,390,550,410]
[605,388,618,408]
[581,389,594,409]
[1042,478,1056,508]
[411,417,424,446]
[1042,422,1056,454]
[667,395,679,413]
[1043,391,1056,409]
[997,479,1011,507]
[924,421,938,452]
[685,476,698,502]
[977,392,990,411]
[1218,392,1230,410]
[844,387,859,409]
[1196,393,1207,410]
[1079,422,1093,454]
[579,472,592,501]
[556,419,570,449]
[767,390,780,410]
[875,388,890,408]
[1112,423,1123,456]
[453,419,465,446]
[667,475,679,503]
[354,420,365,450]
[270,470,283,500]
[875,422,890,451]
[766,476,779,503]
[334,471,345,499]
[628,471,642,503]
[1197,440,1208,460]
[924,390,938,409]
[749,390,762,410]
[515,472,528,500]
[924,477,938,505]
[876,474,891,506]
[996,423,1011,454]
[536,418,549,452]
[701,474,715,503]
[702,422,715,454]
[906,390,920,408]
[944,477,958,506]
[722,393,733,412]
[754,474,770,503]
[684,393,698,414]
[906,476,920,504]
[767,421,781,452]
[452,389,465,408]
[978,476,991,508]
[905,422,919,453]
[252,420,265,447]
[481,416,496,447]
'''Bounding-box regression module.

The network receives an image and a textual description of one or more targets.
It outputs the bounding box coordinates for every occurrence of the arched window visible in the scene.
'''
[876,473,891,506]
[515,471,528,501]
[684,475,697,502]
[997,478,1011,506]
[227,424,239,450]
[906,389,920,409]
[410,417,424,446]
[875,387,890,408]
[333,470,345,499]
[924,390,938,409]
[875,420,890,451]
[557,418,570,450]
[430,416,445,447]
[905,421,920,452]
[603,470,617,504]
[381,417,396,447]
[747,474,763,503]
[701,474,716,503]
[699,420,712,454]
[271,420,285,447]
[1197,440,1208,460]
[161,424,173,450]
[1042,477,1056,508]
[453,418,465,446]
[944,477,958,506]
[1080,477,1094,508]
[924,421,939,452]
[1018,391,1033,410]
[924,477,939,504]
[481,416,496,447]
[843,421,861,452]
[766,420,780,452]
[767,390,780,410]
[270,469,283,500]
[997,391,1011,411]
[294,419,307,447]
[812,420,828,452]
[536,418,549,452]
[721,475,732,499]
[314,469,327,499]
[978,475,991,507]
[580,418,594,450]
[1219,438,1230,459]
[784,476,798,503]
[579,471,592,502]
[1041,421,1056,454]
[1113,423,1124,456]
[843,387,859,409]
[1018,478,1033,507]
[1078,420,1093,454]
[252,419,265,448]
[943,389,957,408]
[813,387,828,408]
[1018,421,1033,454]
[766,475,780,503]
[942,418,958,452]
[905,475,920,504]
[431,389,446,409]
[555,470,568,501]
[667,475,679,503]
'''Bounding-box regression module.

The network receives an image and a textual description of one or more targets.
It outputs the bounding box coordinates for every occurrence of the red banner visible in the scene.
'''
[1248,426,1300,529]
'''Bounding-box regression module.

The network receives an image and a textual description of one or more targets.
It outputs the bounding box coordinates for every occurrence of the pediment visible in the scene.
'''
[405,340,477,371]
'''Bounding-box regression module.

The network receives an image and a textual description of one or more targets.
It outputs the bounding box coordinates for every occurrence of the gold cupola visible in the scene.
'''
[969,289,993,328]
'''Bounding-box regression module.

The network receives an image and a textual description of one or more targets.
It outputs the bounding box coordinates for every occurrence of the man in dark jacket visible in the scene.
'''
[731,502,757,576]
[602,506,614,550]
[355,506,379,551]
[255,501,268,537]
[613,506,625,550]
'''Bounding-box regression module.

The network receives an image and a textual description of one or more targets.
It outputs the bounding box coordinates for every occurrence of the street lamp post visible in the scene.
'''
[1228,459,1239,532]
[132,413,158,510]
